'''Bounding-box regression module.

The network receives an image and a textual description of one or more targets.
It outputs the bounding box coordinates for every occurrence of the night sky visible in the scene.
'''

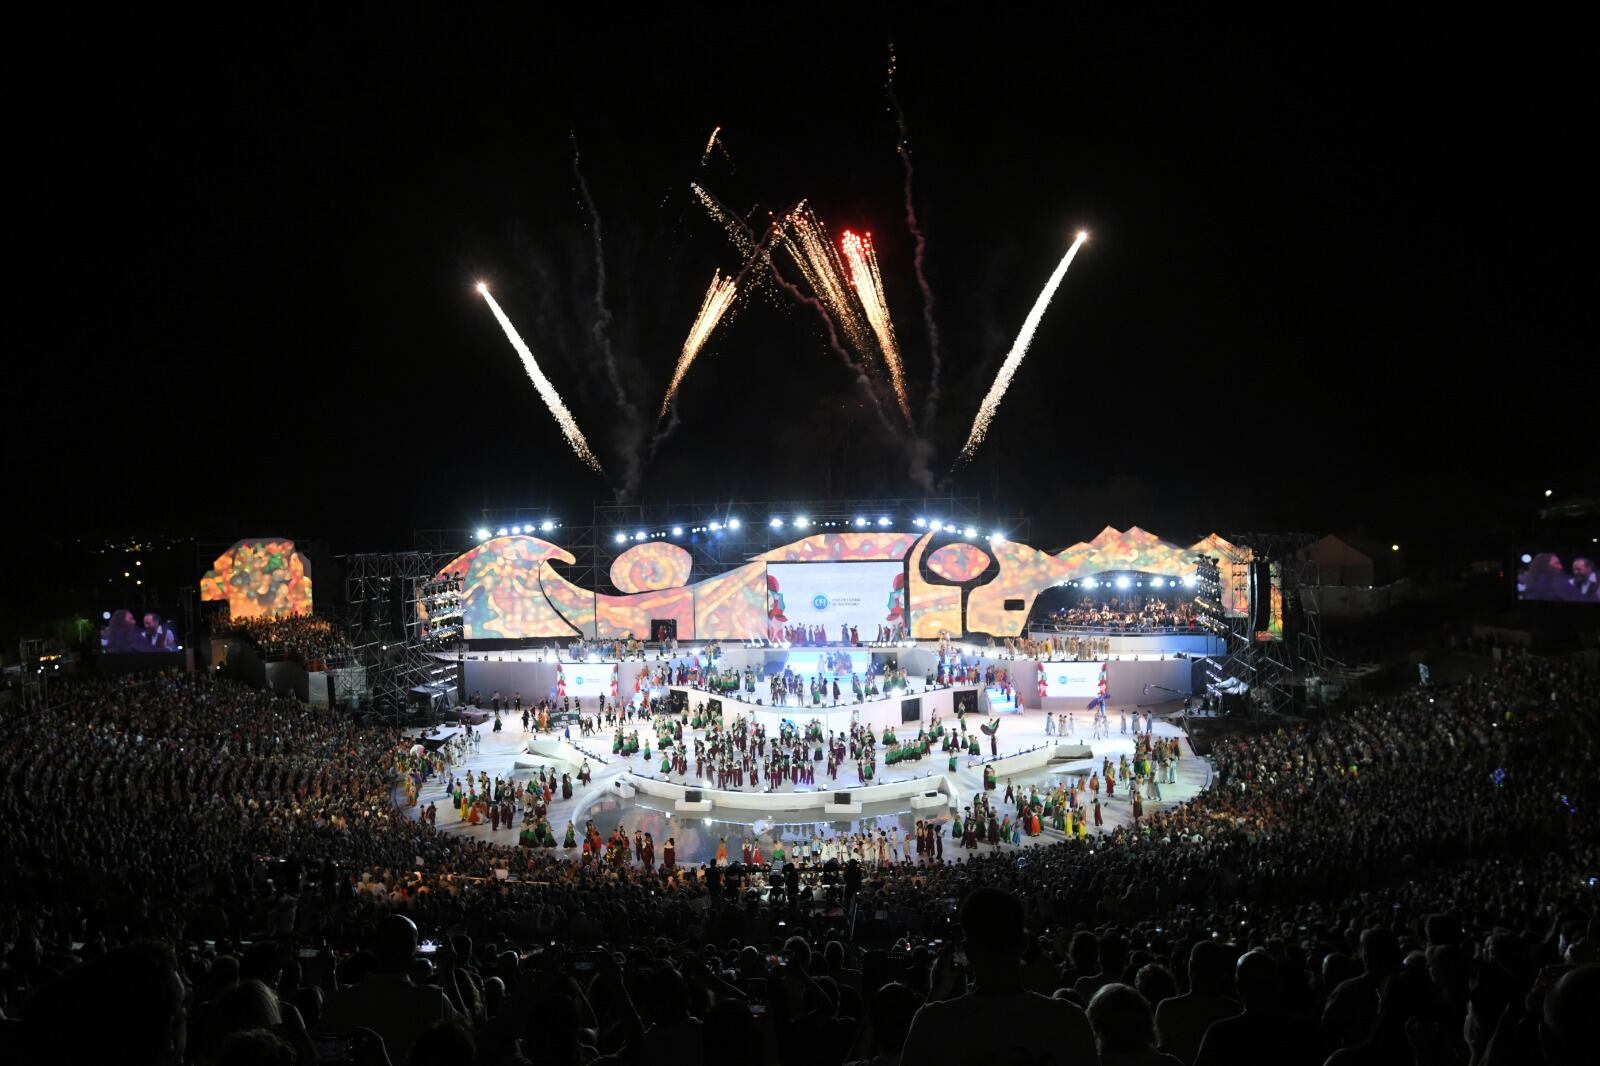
[18,10,1589,560]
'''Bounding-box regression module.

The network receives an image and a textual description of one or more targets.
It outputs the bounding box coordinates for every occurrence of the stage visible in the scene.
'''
[439,638,1198,716]
[398,686,1212,866]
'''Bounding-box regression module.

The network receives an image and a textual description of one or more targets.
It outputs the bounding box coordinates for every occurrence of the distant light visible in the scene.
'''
[1520,553,1532,564]
[615,533,627,544]
[135,579,142,586]
[709,522,721,531]
[135,560,142,566]
[1077,230,1089,242]
[1391,544,1399,552]
[672,526,683,536]
[854,517,867,527]
[1115,576,1131,589]
[475,281,488,294]
[1084,578,1097,589]
[795,516,810,529]
[877,517,890,527]
[929,520,942,531]
[1181,574,1197,587]
[497,527,509,537]
[541,521,555,532]
[914,517,926,527]
[635,531,646,541]
[477,527,491,540]
[963,526,977,538]
[1544,489,1553,497]
[123,571,130,578]
[1151,578,1165,588]
[728,518,741,530]
[770,518,784,528]
[511,525,522,534]
[103,611,111,620]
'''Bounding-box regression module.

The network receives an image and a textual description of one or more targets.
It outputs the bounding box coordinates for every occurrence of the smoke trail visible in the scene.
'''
[477,284,606,475]
[957,232,1089,464]
[888,45,943,433]
[571,135,643,497]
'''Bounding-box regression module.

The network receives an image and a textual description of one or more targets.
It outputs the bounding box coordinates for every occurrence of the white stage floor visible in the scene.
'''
[398,694,1211,865]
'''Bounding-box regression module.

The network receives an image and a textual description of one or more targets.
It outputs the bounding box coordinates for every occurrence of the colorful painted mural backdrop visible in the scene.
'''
[200,538,313,620]
[424,526,1252,641]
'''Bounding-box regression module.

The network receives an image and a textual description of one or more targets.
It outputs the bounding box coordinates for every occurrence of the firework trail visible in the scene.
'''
[957,231,1089,463]
[887,45,943,432]
[841,229,911,423]
[477,283,605,475]
[692,182,754,257]
[698,125,735,169]
[659,269,740,419]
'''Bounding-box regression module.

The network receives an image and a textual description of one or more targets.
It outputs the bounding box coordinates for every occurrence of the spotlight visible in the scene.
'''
[963,526,977,538]
[635,531,646,541]
[914,517,926,527]
[511,525,523,534]
[477,528,491,540]
[614,533,626,544]
[1151,578,1165,588]
[672,526,683,536]
[878,517,890,527]
[497,527,509,537]
[709,522,721,531]
[728,518,741,530]
[770,518,784,528]
[1519,553,1532,564]
[1544,489,1553,497]
[929,520,942,531]
[795,516,810,528]
[1084,578,1097,589]
[1390,544,1399,552]
[854,517,866,527]
[542,521,555,532]
[1181,574,1197,587]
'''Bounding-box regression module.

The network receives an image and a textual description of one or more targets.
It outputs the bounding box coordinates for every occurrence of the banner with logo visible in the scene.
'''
[1038,660,1106,698]
[766,561,905,637]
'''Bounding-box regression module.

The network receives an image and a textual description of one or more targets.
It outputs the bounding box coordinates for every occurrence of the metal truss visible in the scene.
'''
[337,550,460,721]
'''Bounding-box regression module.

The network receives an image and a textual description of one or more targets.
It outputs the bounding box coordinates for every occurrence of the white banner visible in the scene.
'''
[1040,661,1105,697]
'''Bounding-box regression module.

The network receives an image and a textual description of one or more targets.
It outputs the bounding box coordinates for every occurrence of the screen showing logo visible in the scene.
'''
[812,594,830,610]
[573,676,585,685]
[1058,675,1070,685]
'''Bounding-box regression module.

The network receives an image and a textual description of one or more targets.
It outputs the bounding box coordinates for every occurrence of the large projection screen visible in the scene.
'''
[768,561,904,638]
[1041,661,1107,697]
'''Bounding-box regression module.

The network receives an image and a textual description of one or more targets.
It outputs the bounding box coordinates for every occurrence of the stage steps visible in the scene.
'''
[986,686,1022,714]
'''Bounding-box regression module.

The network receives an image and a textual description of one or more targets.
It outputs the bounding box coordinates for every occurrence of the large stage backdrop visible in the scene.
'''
[200,538,313,620]
[401,526,1258,642]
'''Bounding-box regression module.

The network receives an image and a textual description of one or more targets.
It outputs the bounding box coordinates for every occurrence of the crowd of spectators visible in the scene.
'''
[1,648,1596,1064]
[1048,596,1199,632]
[212,613,355,670]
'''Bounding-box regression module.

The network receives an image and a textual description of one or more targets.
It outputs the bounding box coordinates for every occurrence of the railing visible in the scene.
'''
[1029,622,1204,636]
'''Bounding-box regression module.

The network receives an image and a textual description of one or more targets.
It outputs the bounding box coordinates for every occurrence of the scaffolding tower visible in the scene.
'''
[339,551,459,721]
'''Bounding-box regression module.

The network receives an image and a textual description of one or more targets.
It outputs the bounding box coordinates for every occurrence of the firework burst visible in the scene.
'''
[659,269,740,418]
[841,229,910,422]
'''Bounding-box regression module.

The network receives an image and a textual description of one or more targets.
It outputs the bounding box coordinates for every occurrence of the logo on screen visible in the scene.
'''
[1058,675,1069,685]
[812,595,829,610]
[573,676,585,685]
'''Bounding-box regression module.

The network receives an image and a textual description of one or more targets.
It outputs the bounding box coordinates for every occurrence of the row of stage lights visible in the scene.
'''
[1069,575,1199,590]
[477,516,1008,545]
[477,521,560,539]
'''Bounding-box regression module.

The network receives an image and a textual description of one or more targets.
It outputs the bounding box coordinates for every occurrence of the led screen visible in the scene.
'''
[1517,552,1599,603]
[767,561,904,639]
[101,609,180,653]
